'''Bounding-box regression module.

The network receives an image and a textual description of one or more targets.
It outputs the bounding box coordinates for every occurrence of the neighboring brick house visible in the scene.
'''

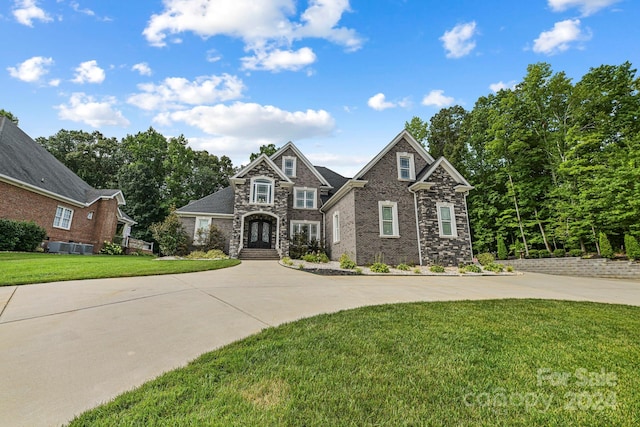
[0,117,136,253]
[177,130,474,266]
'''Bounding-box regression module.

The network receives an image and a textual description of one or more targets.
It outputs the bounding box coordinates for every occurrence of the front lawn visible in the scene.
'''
[70,300,639,426]
[0,253,240,286]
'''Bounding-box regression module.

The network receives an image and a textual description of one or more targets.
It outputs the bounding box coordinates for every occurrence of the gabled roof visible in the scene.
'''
[271,141,332,187]
[0,117,125,207]
[410,157,473,191]
[232,153,292,182]
[353,129,435,180]
[176,186,235,216]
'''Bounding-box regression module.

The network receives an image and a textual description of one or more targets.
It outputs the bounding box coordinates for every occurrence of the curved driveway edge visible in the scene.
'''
[1,261,639,426]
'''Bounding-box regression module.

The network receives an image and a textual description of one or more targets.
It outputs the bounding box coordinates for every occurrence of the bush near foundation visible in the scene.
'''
[0,219,46,252]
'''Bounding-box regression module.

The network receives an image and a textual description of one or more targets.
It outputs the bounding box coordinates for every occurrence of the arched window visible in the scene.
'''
[251,177,274,205]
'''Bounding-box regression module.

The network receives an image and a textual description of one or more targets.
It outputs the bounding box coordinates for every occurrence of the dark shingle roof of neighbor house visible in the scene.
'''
[0,116,121,205]
[176,186,235,215]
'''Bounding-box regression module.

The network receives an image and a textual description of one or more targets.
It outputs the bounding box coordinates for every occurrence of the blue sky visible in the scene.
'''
[2,0,638,176]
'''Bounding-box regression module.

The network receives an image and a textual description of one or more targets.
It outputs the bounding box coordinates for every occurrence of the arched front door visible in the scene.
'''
[247,219,272,249]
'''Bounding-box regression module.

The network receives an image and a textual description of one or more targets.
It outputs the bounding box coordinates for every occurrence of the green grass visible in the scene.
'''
[0,252,240,286]
[70,300,639,426]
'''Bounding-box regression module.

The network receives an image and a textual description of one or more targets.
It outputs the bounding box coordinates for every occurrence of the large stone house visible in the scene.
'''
[0,116,145,253]
[177,130,474,266]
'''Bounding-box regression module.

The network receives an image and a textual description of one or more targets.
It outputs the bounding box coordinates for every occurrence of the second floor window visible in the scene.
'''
[283,156,296,177]
[295,188,316,209]
[251,178,273,204]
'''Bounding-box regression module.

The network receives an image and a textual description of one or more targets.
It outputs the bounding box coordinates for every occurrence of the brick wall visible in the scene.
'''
[324,189,357,260]
[354,137,424,266]
[0,181,118,252]
[499,257,640,279]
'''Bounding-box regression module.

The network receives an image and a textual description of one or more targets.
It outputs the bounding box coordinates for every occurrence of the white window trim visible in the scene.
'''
[294,187,317,210]
[333,211,340,243]
[436,202,458,238]
[378,201,399,238]
[282,156,297,178]
[396,152,415,181]
[249,176,275,206]
[53,206,74,230]
[290,220,320,242]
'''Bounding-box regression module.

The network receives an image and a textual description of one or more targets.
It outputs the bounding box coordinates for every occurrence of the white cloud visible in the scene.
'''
[242,47,317,72]
[72,60,106,84]
[440,21,477,59]
[57,93,130,127]
[12,0,52,26]
[49,78,61,87]
[70,1,95,16]
[127,74,245,111]
[367,93,396,111]
[421,90,454,107]
[132,62,153,76]
[142,0,362,72]
[155,102,335,142]
[7,56,54,83]
[548,0,620,16]
[206,49,222,63]
[533,19,590,55]
[489,80,516,93]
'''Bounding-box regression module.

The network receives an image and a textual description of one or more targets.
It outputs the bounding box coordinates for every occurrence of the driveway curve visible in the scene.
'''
[1,261,639,426]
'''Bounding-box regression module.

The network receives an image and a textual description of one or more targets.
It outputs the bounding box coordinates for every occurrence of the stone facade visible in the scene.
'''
[415,168,473,266]
[229,160,291,258]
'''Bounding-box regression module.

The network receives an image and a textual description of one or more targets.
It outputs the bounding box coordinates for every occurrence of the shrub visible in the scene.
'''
[553,248,566,258]
[282,257,294,266]
[150,209,189,256]
[484,263,505,273]
[539,249,551,258]
[355,267,363,275]
[497,235,508,260]
[506,265,514,273]
[599,232,614,259]
[302,252,329,263]
[396,263,411,271]
[569,249,583,257]
[476,253,495,266]
[194,224,226,252]
[527,249,539,259]
[429,265,445,273]
[413,267,422,274]
[460,264,482,274]
[0,219,46,252]
[370,262,390,273]
[339,253,357,270]
[186,249,228,260]
[100,241,124,255]
[624,234,640,261]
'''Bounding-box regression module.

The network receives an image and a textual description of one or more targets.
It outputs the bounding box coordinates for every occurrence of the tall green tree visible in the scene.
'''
[0,109,19,125]
[249,143,278,161]
[404,116,428,147]
[427,105,468,170]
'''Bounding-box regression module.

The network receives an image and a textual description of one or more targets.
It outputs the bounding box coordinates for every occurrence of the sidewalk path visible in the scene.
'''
[1,261,639,426]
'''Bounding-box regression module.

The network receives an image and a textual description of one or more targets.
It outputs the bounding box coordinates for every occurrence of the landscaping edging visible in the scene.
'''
[498,257,640,279]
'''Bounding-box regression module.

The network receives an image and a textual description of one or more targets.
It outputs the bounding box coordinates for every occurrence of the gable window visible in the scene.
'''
[436,203,458,237]
[378,201,399,238]
[53,206,74,230]
[397,152,415,181]
[291,221,319,243]
[294,187,316,209]
[251,177,274,205]
[333,211,340,243]
[283,156,296,178]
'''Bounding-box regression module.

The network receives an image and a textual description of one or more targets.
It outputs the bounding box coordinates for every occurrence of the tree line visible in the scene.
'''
[406,61,640,257]
[35,128,234,242]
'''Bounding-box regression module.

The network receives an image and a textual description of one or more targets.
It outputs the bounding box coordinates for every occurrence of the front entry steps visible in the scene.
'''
[239,248,280,260]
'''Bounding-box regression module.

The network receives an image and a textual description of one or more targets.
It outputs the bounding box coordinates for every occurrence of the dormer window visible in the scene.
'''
[397,152,415,181]
[283,156,296,178]
[250,177,274,205]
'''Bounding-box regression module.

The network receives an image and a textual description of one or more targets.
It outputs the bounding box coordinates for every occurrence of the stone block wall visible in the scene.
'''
[499,257,640,279]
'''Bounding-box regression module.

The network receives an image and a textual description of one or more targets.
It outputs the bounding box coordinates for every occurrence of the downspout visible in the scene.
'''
[464,192,474,263]
[409,188,423,266]
[321,210,326,255]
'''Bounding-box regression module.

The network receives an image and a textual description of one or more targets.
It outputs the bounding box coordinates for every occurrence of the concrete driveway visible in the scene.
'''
[1,261,639,427]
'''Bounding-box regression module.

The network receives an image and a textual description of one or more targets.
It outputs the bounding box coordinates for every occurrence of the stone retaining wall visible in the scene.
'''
[498,257,640,279]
